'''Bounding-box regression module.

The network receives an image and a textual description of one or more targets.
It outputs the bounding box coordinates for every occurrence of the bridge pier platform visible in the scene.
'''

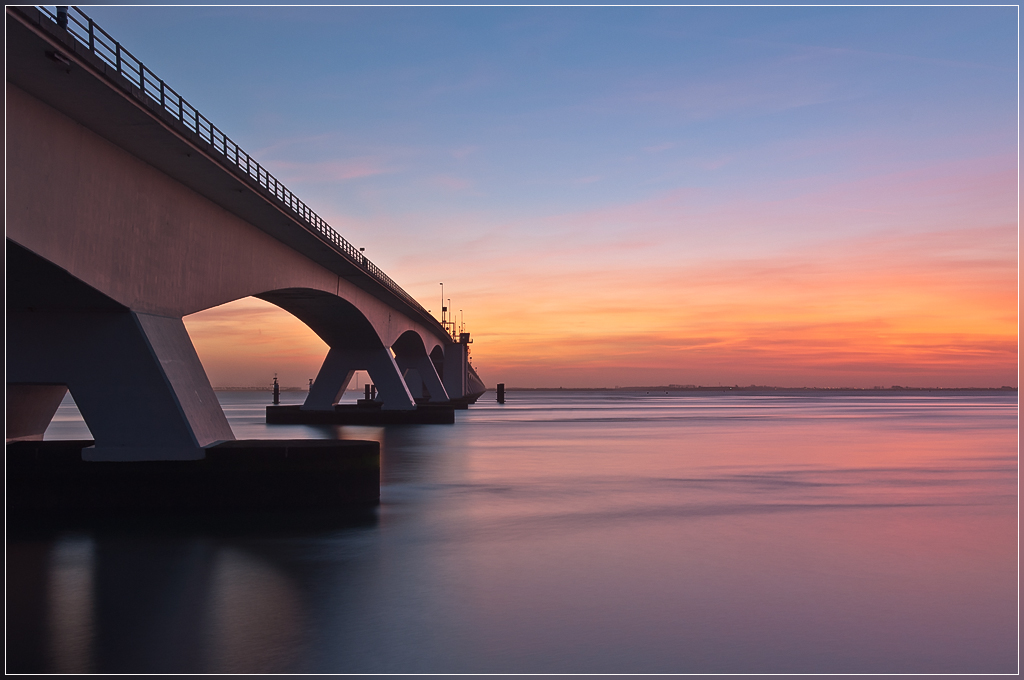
[267,402,456,425]
[6,438,380,516]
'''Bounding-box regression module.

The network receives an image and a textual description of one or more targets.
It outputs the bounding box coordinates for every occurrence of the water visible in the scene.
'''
[8,390,1018,673]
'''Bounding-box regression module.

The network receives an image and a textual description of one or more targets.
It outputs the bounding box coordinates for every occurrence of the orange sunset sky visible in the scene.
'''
[184,155,1017,389]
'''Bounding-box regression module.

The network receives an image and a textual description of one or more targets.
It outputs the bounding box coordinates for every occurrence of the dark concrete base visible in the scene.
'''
[447,391,485,409]
[267,402,456,424]
[6,439,379,514]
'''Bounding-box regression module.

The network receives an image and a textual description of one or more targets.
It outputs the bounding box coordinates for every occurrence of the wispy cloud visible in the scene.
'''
[451,145,481,160]
[644,142,674,154]
[427,174,474,191]
[269,157,393,183]
[615,57,842,121]
[738,36,1016,73]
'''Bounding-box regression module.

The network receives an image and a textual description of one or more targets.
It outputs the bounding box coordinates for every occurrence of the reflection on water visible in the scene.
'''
[9,391,1018,673]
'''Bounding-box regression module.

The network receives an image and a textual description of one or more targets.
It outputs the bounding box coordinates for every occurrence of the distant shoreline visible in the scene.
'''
[214,385,1017,393]
[214,386,309,392]
[501,386,1017,392]
[497,385,1015,391]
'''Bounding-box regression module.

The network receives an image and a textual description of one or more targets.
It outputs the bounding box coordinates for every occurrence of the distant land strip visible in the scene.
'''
[502,386,1018,392]
[214,385,1017,392]
[214,386,309,391]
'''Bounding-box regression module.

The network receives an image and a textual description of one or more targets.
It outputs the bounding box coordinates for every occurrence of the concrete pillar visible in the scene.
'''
[7,310,233,460]
[6,384,69,442]
[304,346,416,411]
[365,347,416,411]
[443,343,468,399]
[302,347,355,411]
[402,368,424,399]
[396,354,449,403]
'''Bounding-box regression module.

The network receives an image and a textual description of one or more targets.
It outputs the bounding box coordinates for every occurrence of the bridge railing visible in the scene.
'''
[37,5,435,322]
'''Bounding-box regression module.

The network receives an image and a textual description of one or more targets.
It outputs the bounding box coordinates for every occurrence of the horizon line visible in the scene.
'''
[213,384,1018,392]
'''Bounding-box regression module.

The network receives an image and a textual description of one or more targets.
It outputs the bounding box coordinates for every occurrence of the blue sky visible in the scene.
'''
[86,6,1015,231]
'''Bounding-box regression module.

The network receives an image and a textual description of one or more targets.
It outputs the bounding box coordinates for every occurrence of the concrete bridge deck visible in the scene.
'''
[7,6,483,462]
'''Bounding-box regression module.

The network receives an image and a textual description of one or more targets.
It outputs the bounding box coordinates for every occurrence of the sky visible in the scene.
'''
[83,5,1018,388]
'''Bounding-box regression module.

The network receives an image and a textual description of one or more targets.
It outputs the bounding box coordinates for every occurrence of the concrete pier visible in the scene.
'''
[6,439,380,514]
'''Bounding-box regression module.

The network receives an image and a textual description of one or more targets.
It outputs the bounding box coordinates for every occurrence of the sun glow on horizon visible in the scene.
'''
[184,220,1016,390]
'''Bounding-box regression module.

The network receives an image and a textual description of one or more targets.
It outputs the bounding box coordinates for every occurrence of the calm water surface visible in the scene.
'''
[8,390,1018,673]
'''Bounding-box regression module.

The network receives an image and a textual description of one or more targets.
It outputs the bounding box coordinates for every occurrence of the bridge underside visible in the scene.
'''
[7,241,232,460]
[7,242,465,460]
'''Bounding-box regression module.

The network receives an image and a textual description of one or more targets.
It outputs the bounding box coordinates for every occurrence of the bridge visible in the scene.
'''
[6,6,484,462]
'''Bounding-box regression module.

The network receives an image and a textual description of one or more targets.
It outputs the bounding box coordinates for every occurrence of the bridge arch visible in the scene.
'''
[390,330,449,403]
[252,289,450,411]
[6,242,451,459]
